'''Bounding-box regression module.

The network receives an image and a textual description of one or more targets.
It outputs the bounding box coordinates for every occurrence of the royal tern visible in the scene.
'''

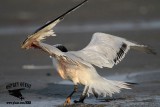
[21,0,156,105]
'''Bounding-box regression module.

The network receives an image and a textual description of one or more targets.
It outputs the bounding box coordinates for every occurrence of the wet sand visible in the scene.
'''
[0,0,160,107]
[0,70,160,107]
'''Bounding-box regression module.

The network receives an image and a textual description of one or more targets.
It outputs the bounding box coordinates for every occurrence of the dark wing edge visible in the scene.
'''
[21,0,88,49]
[131,45,157,55]
[69,32,156,68]
[34,0,88,33]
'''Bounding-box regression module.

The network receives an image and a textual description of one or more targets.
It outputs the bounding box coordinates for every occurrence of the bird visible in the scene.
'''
[21,0,156,105]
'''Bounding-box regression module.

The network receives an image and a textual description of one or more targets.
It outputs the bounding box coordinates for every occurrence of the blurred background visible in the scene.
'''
[0,0,160,106]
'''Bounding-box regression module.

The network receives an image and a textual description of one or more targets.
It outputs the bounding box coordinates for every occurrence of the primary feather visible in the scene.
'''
[68,32,155,68]
[21,0,88,49]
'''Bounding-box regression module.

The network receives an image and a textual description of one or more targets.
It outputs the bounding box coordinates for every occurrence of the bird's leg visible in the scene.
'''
[64,85,78,106]
[74,94,87,103]
[74,86,89,103]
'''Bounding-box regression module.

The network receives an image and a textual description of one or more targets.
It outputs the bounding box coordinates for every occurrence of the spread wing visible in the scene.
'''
[68,32,156,68]
[21,0,88,49]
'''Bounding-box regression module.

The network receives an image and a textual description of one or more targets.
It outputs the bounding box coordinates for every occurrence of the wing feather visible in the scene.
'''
[68,32,149,68]
[21,0,88,49]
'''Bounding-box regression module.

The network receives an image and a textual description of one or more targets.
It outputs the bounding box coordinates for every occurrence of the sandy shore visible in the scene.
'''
[0,70,160,107]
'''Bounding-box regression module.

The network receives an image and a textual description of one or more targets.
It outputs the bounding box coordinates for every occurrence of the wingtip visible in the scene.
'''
[125,82,139,88]
[144,46,157,55]
[131,45,157,55]
[21,39,29,50]
[21,42,31,50]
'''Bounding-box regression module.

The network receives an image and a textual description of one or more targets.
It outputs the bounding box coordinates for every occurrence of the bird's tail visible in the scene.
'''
[87,77,131,97]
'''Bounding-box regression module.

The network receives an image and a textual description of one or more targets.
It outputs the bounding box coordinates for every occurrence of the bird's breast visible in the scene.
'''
[57,60,78,81]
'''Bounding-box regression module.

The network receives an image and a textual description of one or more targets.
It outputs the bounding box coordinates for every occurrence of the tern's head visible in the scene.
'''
[54,44,68,52]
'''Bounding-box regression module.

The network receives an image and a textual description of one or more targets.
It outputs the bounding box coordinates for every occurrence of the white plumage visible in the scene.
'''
[21,0,155,105]
[50,32,153,97]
